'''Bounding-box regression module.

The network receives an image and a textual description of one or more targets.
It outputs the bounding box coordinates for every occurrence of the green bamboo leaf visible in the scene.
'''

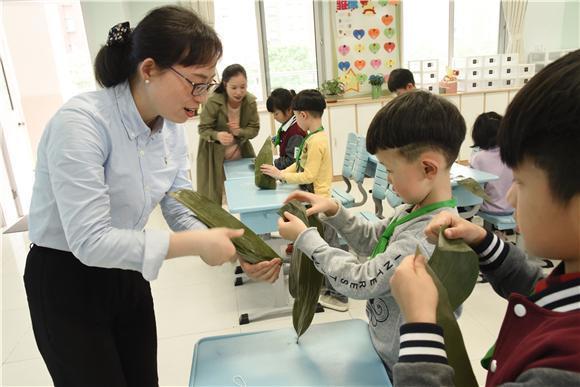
[426,227,480,387]
[457,177,492,202]
[278,200,325,341]
[255,138,277,189]
[170,190,279,264]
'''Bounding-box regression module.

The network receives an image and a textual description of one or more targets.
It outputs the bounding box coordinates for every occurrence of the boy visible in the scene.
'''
[261,89,349,311]
[387,68,416,95]
[390,50,580,386]
[277,90,466,377]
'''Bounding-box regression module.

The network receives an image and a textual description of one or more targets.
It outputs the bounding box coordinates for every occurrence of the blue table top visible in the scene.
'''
[189,319,391,386]
[224,158,255,180]
[225,178,299,214]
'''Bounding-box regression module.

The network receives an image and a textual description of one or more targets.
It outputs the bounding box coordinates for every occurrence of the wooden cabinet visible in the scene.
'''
[327,104,357,175]
[459,94,485,160]
[485,91,510,115]
[356,102,382,138]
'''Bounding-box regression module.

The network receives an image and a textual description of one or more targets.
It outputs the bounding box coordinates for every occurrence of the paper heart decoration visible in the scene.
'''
[353,29,365,40]
[354,59,366,70]
[384,41,396,53]
[354,43,365,53]
[357,73,368,84]
[371,59,382,69]
[384,27,395,38]
[381,14,394,26]
[389,0,400,5]
[360,0,369,6]
[368,28,380,39]
[338,61,351,72]
[338,44,350,56]
[369,43,380,54]
[385,59,395,68]
[378,0,388,6]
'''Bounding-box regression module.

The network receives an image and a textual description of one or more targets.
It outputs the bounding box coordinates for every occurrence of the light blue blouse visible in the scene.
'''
[29,81,205,281]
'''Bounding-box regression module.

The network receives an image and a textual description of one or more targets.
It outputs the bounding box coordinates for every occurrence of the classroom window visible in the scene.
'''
[213,0,319,102]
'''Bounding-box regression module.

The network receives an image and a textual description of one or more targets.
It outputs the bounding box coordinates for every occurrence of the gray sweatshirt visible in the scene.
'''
[294,201,457,371]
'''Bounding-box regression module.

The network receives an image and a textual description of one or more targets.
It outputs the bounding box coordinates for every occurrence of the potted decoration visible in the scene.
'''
[319,78,345,102]
[368,74,384,99]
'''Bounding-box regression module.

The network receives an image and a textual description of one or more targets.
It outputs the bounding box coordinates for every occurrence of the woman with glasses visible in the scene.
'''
[197,64,260,204]
[24,6,243,387]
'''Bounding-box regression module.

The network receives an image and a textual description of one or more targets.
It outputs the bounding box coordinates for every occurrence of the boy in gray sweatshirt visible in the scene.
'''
[277,90,466,378]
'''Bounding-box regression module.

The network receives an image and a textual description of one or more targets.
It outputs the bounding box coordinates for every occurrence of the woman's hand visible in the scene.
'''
[390,254,438,324]
[197,228,243,266]
[284,190,339,217]
[260,164,282,180]
[424,211,487,247]
[216,131,234,146]
[278,211,308,241]
[228,121,241,136]
[238,255,282,283]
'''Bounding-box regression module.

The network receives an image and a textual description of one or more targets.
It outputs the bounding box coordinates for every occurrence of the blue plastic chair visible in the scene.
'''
[477,211,517,231]
[452,185,484,219]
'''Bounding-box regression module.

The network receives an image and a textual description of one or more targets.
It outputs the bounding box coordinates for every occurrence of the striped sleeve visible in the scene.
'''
[398,323,448,364]
[472,231,510,272]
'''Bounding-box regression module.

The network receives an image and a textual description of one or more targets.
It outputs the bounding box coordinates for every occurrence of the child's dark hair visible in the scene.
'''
[472,112,502,150]
[387,68,415,92]
[498,49,580,204]
[291,89,326,118]
[214,64,247,94]
[366,90,466,167]
[266,88,296,113]
[94,5,222,88]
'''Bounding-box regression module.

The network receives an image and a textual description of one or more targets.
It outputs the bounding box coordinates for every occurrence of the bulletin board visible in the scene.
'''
[333,0,402,95]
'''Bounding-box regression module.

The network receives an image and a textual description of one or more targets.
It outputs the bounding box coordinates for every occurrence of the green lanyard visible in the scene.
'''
[369,198,457,259]
[295,126,323,168]
[273,117,292,146]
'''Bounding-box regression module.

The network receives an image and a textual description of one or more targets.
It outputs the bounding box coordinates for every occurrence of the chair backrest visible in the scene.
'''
[372,163,388,201]
[351,137,370,183]
[452,186,484,208]
[341,133,359,179]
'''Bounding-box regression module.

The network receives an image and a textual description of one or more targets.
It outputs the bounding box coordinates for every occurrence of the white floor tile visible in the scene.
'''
[1,358,53,386]
[2,308,32,363]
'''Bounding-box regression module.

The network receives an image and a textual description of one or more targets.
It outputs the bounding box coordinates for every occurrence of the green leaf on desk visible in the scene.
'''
[427,227,479,387]
[278,200,325,341]
[255,138,277,190]
[457,177,491,202]
[170,190,279,264]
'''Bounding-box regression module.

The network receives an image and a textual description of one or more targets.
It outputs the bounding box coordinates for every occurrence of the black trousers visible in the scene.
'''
[24,245,158,387]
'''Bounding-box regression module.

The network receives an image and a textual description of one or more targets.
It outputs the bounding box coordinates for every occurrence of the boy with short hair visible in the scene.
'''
[390,50,580,386]
[387,68,416,95]
[277,90,466,378]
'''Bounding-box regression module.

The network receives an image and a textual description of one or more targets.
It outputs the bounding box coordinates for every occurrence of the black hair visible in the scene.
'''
[471,111,502,150]
[498,49,580,204]
[94,5,222,88]
[387,68,415,92]
[291,89,326,118]
[266,88,297,113]
[214,64,247,94]
[366,90,466,167]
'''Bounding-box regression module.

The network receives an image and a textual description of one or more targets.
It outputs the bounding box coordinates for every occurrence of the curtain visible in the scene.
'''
[182,0,215,26]
[502,0,528,58]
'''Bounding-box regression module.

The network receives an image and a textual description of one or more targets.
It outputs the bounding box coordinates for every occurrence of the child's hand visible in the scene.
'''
[198,228,244,266]
[424,211,487,247]
[238,255,282,283]
[278,211,308,241]
[216,132,234,146]
[260,164,282,179]
[390,254,438,323]
[284,190,339,217]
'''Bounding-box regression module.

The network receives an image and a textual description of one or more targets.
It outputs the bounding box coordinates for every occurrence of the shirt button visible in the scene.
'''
[490,359,497,372]
[139,150,145,156]
[514,304,527,317]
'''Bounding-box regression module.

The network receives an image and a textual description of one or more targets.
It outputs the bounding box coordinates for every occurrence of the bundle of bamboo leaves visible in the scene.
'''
[170,190,279,264]
[255,138,277,189]
[427,227,480,387]
[278,200,325,341]
[457,177,491,201]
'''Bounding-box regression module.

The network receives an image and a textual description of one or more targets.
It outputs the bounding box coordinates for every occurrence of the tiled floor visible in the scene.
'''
[2,181,514,386]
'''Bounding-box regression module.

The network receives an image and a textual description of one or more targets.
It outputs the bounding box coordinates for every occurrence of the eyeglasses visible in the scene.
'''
[169,67,219,96]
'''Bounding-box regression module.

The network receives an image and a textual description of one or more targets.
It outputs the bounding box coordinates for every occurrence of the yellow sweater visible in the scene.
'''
[281,131,332,198]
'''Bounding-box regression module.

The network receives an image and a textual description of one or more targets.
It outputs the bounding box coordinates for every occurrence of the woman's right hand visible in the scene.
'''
[284,190,339,217]
[216,132,234,146]
[197,228,243,266]
[424,211,487,247]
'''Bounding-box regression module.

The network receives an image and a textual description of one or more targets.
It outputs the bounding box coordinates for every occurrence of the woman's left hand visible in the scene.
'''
[228,121,241,136]
[238,254,282,283]
[260,164,282,179]
[278,211,308,241]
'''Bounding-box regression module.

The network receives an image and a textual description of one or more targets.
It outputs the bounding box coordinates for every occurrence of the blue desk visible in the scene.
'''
[224,158,255,180]
[225,178,300,234]
[189,319,391,386]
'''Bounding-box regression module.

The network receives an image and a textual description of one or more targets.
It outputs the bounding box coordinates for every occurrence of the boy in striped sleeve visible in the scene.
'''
[390,50,580,386]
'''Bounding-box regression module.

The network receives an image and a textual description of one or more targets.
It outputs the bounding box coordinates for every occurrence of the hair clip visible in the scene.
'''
[106,21,131,47]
